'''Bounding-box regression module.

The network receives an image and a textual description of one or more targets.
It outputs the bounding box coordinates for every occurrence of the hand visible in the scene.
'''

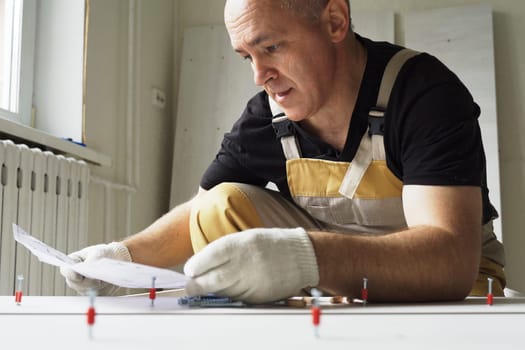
[184,227,319,304]
[60,242,132,296]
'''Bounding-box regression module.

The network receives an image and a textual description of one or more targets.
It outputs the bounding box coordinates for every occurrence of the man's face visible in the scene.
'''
[225,0,337,121]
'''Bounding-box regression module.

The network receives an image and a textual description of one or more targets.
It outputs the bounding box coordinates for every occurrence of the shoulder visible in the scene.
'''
[384,52,483,185]
[396,52,472,104]
[200,90,282,190]
[242,90,272,120]
[231,90,273,135]
[387,51,478,128]
[224,90,282,158]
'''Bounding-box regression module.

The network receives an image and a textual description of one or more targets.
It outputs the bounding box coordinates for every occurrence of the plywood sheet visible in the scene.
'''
[405,4,502,239]
[352,11,395,42]
[170,25,259,206]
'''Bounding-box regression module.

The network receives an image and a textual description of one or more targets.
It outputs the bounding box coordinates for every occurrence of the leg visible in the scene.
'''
[189,183,319,252]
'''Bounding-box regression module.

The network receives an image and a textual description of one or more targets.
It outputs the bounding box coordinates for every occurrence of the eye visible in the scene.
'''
[266,44,280,54]
[243,55,253,62]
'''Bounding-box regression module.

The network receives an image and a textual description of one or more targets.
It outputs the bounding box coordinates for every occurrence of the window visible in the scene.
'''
[0,0,20,112]
[0,0,35,125]
[0,0,85,143]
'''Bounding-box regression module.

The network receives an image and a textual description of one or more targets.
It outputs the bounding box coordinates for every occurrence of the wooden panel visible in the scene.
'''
[352,11,395,43]
[170,25,259,207]
[405,4,502,239]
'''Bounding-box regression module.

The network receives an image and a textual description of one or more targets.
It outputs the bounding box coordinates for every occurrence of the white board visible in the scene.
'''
[405,4,502,239]
[1,297,524,350]
[170,25,259,207]
[352,11,395,43]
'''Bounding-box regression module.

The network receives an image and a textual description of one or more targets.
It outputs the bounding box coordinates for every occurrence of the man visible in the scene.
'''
[61,0,505,303]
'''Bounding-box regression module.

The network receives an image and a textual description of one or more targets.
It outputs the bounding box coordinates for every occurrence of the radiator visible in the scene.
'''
[0,139,89,296]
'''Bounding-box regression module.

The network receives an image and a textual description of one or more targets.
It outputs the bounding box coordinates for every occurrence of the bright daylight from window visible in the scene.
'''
[0,0,22,114]
[0,0,85,144]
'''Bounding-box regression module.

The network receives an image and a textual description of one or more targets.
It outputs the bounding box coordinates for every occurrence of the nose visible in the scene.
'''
[252,58,276,86]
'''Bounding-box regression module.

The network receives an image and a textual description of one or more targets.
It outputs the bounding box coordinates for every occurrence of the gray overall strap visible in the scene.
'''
[339,48,420,199]
[269,97,302,160]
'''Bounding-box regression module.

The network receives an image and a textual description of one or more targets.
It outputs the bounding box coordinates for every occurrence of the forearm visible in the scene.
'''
[123,198,196,268]
[309,225,480,302]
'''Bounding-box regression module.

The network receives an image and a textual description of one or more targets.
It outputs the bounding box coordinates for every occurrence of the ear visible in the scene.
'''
[322,0,350,43]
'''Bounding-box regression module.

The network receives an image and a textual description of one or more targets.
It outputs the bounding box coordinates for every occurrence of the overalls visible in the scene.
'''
[189,49,506,296]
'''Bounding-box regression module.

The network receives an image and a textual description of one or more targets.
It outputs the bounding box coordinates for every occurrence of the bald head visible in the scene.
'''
[281,0,329,22]
[225,0,350,24]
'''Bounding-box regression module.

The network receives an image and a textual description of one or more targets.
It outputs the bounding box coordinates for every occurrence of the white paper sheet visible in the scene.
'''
[12,224,189,289]
[73,258,189,289]
[13,223,76,267]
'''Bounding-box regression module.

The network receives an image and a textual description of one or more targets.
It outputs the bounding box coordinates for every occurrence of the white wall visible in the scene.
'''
[84,0,176,244]
[172,0,525,293]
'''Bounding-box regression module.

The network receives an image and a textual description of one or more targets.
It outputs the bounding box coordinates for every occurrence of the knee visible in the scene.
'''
[189,183,263,252]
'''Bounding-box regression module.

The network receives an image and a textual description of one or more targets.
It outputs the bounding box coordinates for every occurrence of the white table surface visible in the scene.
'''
[1,296,524,349]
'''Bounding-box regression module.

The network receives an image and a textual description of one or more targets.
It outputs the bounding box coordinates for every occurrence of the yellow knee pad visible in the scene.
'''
[189,183,264,252]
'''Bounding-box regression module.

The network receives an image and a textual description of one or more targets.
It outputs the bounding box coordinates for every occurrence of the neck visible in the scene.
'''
[300,34,367,151]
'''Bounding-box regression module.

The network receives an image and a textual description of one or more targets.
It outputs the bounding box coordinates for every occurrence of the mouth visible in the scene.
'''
[273,88,292,103]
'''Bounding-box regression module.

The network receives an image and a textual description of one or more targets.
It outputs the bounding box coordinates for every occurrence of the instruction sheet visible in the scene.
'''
[12,224,189,289]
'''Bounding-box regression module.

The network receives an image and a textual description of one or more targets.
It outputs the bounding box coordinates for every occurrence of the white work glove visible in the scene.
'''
[60,242,132,296]
[184,227,319,304]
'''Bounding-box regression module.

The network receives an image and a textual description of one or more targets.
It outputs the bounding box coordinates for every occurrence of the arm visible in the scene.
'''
[61,188,206,295]
[123,188,207,268]
[310,185,482,302]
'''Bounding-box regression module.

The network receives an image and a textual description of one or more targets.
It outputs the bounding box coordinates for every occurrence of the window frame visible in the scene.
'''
[0,0,36,125]
[0,0,109,166]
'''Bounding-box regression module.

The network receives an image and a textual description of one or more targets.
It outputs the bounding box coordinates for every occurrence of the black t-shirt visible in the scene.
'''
[201,35,498,224]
